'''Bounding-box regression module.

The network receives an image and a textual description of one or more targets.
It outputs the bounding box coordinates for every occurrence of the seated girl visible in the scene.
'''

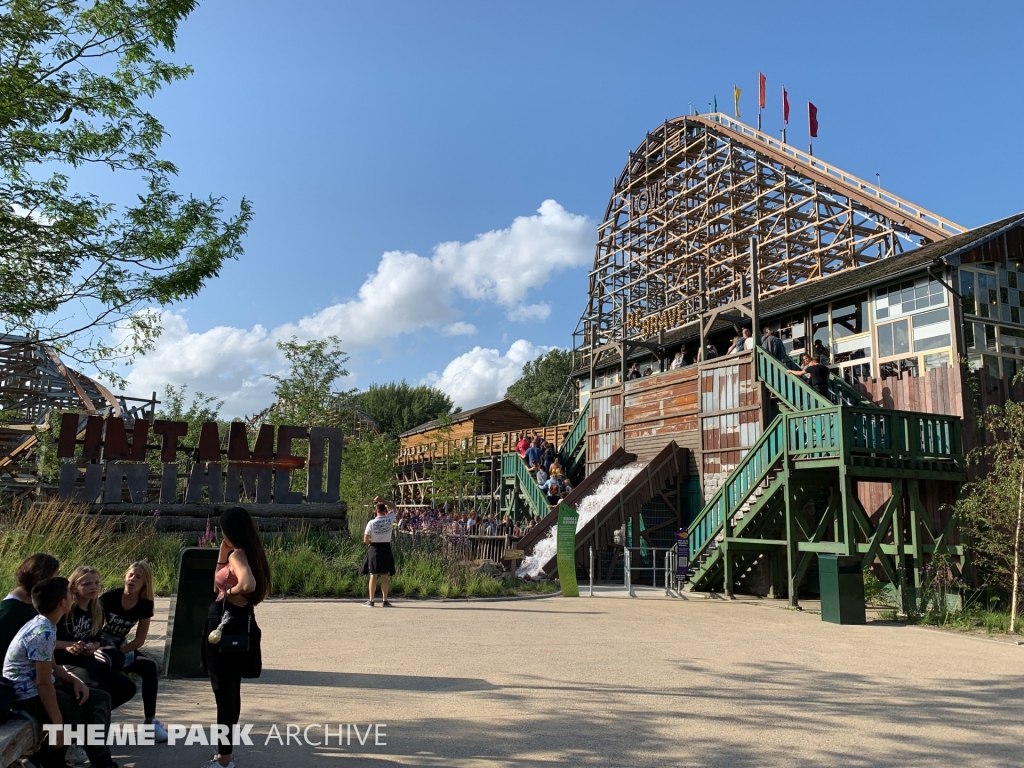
[99,561,168,742]
[55,566,137,714]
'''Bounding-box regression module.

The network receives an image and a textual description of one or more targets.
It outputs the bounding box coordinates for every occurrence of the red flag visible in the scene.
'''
[808,101,818,138]
[782,87,789,124]
[758,73,766,109]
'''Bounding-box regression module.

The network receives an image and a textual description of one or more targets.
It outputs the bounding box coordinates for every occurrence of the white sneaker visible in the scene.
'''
[65,745,88,765]
[151,718,168,742]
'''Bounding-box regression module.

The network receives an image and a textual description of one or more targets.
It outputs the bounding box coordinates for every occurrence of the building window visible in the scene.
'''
[831,293,868,338]
[875,277,945,320]
[924,352,950,371]
[842,363,871,383]
[911,306,951,352]
[879,357,920,379]
[877,319,910,358]
[811,305,829,352]
[960,271,976,315]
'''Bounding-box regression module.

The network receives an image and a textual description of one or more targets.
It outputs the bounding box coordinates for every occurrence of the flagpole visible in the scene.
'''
[781,84,787,144]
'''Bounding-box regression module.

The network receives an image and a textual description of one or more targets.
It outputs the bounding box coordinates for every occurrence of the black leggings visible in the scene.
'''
[206,649,244,755]
[125,653,159,719]
[64,659,136,711]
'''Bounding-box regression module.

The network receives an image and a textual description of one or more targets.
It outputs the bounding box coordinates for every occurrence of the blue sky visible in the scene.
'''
[101,0,1024,416]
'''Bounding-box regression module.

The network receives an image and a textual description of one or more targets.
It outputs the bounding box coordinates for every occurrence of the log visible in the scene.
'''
[59,502,347,519]
[80,515,348,533]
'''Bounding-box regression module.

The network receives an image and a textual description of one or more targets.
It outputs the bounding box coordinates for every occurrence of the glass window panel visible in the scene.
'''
[1006,357,1018,381]
[812,305,829,349]
[1013,307,1021,325]
[1011,271,1019,289]
[964,322,975,348]
[983,354,1000,377]
[893,319,910,356]
[914,334,950,352]
[1000,269,1009,287]
[880,358,920,378]
[1018,290,1024,306]
[1001,287,1010,305]
[876,307,889,320]
[831,293,868,338]
[1002,304,1013,323]
[912,307,950,328]
[990,288,999,305]
[901,286,914,305]
[985,324,998,351]
[1012,290,1020,308]
[842,363,871,383]
[924,352,949,371]
[960,271,976,315]
[878,323,894,358]
[980,303,990,318]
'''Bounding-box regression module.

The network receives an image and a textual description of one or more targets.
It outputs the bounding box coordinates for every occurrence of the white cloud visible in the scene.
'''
[118,313,284,417]
[273,199,591,347]
[117,201,590,415]
[442,322,477,336]
[423,340,550,409]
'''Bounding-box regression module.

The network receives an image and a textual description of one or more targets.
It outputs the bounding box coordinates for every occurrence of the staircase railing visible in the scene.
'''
[755,347,874,410]
[844,407,961,462]
[558,400,589,470]
[689,414,787,564]
[501,452,551,519]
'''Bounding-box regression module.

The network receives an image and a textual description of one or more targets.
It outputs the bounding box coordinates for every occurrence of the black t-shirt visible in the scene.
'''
[0,595,38,659]
[805,363,830,391]
[99,588,154,641]
[57,605,100,643]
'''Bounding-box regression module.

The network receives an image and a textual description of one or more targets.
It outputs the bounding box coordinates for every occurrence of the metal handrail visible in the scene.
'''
[501,452,552,520]
[559,400,590,470]
[755,346,871,410]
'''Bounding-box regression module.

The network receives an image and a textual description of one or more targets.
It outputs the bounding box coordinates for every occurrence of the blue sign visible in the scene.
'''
[675,529,690,576]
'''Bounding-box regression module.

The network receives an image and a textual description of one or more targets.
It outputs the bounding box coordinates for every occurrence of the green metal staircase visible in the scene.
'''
[687,348,964,597]
[501,401,589,521]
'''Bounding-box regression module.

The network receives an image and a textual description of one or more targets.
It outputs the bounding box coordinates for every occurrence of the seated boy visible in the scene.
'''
[3,577,119,768]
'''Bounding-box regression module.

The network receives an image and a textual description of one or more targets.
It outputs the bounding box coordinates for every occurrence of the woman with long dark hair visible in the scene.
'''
[202,507,270,768]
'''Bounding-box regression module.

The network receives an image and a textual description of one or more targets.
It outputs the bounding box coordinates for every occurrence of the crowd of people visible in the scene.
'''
[1,506,270,768]
[516,433,574,507]
[0,555,165,768]
[392,507,540,538]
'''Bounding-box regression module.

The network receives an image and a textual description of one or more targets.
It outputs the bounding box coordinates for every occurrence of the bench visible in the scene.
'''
[0,716,37,767]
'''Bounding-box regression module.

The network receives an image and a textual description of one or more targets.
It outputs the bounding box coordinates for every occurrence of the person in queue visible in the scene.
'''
[203,507,270,768]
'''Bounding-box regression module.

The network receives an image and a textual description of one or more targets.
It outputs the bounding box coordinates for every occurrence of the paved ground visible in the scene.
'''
[100,592,1022,767]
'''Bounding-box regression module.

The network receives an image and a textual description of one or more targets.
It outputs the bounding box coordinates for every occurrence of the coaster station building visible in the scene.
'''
[396,113,1023,604]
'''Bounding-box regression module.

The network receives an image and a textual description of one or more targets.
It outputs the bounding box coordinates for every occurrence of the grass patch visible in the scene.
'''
[0,501,555,599]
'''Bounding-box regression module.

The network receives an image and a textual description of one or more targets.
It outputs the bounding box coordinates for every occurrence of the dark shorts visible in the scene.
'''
[360,542,396,576]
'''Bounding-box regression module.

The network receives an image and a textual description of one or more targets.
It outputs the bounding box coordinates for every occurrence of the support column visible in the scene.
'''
[840,470,858,558]
[784,470,799,607]
[893,479,910,616]
[908,479,924,606]
[722,540,734,599]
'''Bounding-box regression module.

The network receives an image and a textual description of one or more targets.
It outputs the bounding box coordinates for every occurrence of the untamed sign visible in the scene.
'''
[55,413,342,505]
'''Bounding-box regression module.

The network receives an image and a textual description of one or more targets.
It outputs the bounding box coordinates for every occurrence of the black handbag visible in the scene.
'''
[215,601,251,653]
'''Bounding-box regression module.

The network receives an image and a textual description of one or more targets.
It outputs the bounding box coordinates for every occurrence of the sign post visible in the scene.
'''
[675,529,690,590]
[556,503,580,597]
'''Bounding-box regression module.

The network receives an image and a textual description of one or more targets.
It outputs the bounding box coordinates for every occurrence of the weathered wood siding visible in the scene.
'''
[587,386,623,475]
[623,366,700,475]
[698,352,761,499]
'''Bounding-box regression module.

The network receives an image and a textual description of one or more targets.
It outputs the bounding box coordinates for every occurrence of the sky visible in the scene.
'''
[82,0,1024,417]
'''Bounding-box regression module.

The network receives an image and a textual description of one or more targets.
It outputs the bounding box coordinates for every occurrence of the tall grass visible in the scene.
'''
[0,501,554,599]
[0,500,185,596]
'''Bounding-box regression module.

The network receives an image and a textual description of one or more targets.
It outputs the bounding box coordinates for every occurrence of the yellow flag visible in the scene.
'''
[733,85,741,118]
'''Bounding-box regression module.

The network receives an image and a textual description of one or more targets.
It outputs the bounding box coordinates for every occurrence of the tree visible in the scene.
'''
[955,398,1024,631]
[504,348,575,425]
[155,383,225,493]
[339,433,398,523]
[352,381,452,438]
[0,1,252,378]
[264,337,354,429]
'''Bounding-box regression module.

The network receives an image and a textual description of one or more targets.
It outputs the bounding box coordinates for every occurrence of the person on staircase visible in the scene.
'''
[760,326,789,362]
[788,353,833,401]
